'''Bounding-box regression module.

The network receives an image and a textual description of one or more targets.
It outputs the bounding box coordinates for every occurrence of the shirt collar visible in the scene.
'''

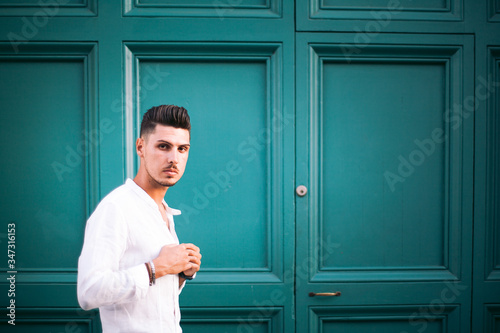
[125,178,181,216]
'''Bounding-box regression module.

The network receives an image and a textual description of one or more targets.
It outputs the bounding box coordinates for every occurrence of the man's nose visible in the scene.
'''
[167,149,179,164]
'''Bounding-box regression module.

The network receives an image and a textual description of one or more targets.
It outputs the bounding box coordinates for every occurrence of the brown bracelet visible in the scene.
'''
[145,262,153,286]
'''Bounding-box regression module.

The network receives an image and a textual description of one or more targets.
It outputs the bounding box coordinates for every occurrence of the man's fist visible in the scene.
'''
[152,243,201,279]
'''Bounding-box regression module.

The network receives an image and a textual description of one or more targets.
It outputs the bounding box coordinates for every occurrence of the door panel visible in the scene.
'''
[320,61,447,276]
[1,58,86,269]
[296,33,473,332]
[0,42,98,280]
[311,305,460,333]
[472,29,500,333]
[180,308,283,333]
[296,0,466,32]
[0,308,99,332]
[124,42,289,283]
[123,0,281,18]
[0,0,96,16]
[0,42,100,329]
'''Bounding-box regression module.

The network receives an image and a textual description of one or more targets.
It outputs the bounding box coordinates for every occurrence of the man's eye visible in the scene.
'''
[159,145,167,149]
[179,147,188,152]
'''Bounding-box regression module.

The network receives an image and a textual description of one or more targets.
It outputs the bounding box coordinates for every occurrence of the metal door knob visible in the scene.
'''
[296,185,308,197]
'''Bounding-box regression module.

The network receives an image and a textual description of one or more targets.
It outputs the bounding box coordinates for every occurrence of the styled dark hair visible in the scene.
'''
[140,105,191,138]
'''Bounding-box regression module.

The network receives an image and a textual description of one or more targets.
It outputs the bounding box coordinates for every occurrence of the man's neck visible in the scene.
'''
[133,174,168,206]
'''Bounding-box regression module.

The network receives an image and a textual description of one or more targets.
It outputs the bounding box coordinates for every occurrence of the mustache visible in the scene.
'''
[164,164,178,170]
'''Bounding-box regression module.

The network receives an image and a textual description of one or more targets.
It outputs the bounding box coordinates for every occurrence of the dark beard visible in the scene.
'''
[153,177,177,187]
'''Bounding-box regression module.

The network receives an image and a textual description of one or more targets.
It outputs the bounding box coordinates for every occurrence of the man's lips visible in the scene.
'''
[163,168,178,175]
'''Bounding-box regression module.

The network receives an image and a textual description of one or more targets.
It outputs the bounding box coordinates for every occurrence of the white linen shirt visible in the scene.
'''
[77,178,185,333]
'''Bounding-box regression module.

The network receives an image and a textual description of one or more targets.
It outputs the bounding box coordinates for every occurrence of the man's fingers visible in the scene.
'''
[183,244,201,261]
[188,255,201,265]
[184,262,200,271]
[186,263,200,271]
[183,243,200,252]
[187,249,201,258]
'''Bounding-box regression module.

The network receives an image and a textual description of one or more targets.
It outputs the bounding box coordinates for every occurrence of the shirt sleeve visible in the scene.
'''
[77,201,150,311]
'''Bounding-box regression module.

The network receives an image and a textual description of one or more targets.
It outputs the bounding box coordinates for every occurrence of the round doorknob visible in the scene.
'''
[296,185,307,197]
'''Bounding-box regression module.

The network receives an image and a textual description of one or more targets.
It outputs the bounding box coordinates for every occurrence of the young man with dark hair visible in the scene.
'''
[77,105,201,332]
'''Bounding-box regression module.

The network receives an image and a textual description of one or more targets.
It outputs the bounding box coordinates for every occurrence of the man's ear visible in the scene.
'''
[136,137,145,157]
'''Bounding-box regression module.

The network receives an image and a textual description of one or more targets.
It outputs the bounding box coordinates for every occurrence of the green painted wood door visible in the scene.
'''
[295,32,475,333]
[0,1,499,332]
[0,1,295,332]
[294,2,499,332]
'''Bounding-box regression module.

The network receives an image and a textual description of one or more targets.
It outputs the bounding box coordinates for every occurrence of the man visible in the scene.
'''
[77,105,201,332]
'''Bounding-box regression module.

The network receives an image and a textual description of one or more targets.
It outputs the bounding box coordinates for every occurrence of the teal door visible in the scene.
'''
[295,32,474,332]
[294,2,500,332]
[0,1,499,332]
[0,1,295,332]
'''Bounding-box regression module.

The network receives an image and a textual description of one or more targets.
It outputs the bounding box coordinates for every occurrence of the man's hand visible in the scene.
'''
[152,243,201,279]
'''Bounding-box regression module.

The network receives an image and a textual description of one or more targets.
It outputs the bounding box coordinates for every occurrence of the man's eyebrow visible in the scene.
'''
[156,140,190,147]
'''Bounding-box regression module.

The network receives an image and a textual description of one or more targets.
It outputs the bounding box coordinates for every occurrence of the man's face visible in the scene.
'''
[138,124,190,188]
